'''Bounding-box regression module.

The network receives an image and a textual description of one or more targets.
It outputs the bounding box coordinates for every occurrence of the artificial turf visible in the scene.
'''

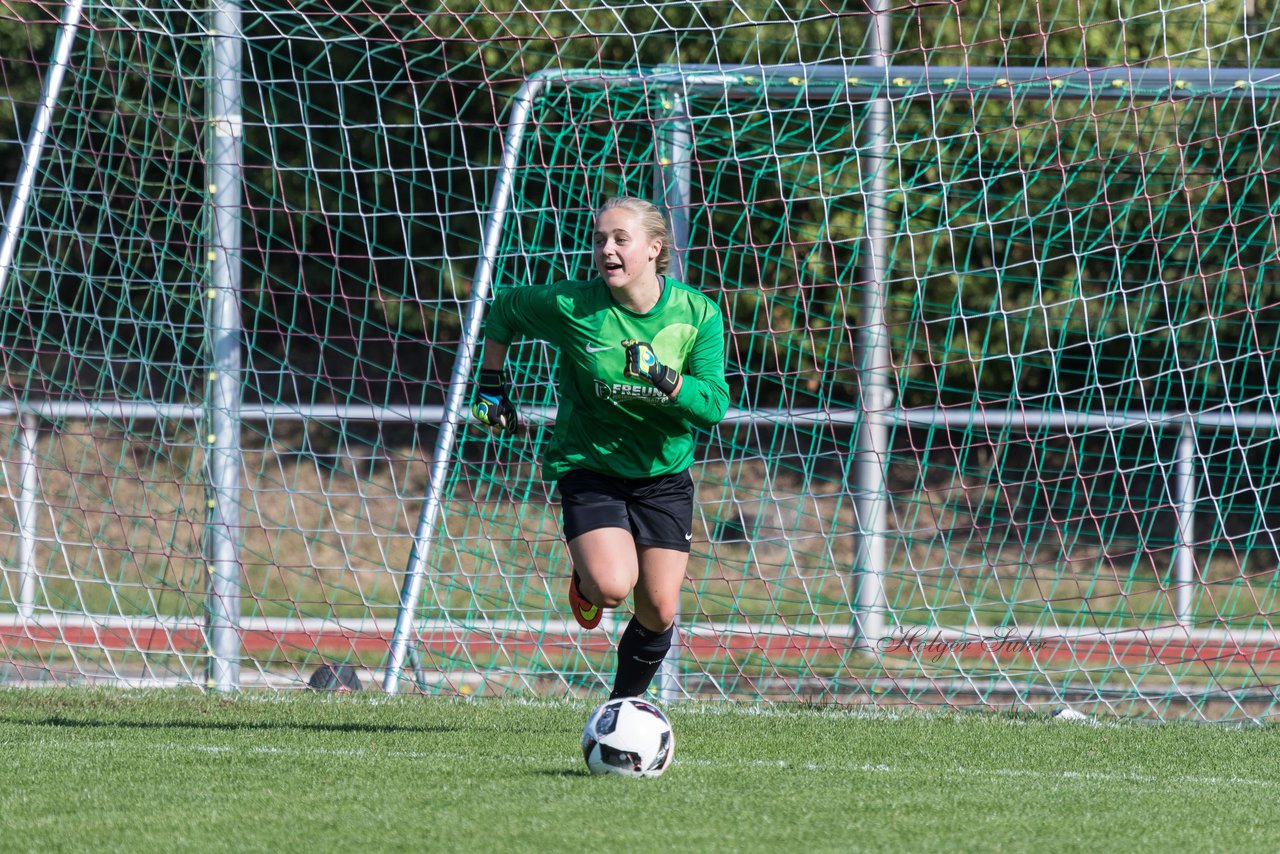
[0,689,1275,853]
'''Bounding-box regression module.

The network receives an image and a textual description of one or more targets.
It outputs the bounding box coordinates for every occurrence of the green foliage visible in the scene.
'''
[2,1,1278,407]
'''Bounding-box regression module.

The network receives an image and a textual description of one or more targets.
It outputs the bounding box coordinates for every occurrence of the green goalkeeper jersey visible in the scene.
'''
[483,275,730,481]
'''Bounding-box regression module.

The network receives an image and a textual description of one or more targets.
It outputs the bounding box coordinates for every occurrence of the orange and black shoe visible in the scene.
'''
[567,570,602,630]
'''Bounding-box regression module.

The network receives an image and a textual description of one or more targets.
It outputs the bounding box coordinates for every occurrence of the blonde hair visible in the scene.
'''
[598,196,672,275]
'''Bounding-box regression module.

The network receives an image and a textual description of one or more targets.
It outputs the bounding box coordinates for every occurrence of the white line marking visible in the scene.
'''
[13,737,1278,787]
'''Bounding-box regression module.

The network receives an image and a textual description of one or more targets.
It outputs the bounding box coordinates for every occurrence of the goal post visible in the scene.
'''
[205,0,246,692]
[384,64,1280,705]
[0,0,250,690]
[0,0,85,301]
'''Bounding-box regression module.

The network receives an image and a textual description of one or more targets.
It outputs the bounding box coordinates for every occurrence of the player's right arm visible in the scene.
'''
[471,341,518,433]
[482,285,564,348]
[471,285,564,433]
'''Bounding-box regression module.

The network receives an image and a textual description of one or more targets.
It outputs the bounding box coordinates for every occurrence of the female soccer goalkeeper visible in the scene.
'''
[470,196,729,700]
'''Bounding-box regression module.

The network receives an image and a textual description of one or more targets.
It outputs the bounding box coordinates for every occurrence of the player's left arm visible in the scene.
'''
[665,309,730,428]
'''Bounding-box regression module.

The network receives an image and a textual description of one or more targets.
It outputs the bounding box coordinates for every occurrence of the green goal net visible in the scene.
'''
[1,1,1279,720]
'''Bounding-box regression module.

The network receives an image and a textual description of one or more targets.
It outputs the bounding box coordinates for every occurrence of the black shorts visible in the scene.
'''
[556,468,695,553]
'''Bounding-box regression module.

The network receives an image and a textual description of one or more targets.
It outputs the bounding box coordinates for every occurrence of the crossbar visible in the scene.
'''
[528,64,1280,101]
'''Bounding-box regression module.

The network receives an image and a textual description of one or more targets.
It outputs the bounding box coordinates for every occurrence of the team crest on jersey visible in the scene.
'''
[594,380,671,405]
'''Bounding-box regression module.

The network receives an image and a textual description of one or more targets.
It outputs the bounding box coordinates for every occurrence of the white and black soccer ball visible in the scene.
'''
[581,697,674,778]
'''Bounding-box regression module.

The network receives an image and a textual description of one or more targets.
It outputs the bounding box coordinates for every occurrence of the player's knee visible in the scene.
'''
[654,608,677,632]
[598,591,627,609]
[637,600,677,631]
[582,574,630,609]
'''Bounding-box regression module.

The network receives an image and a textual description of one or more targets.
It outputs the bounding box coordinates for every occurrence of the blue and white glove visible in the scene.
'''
[622,339,680,396]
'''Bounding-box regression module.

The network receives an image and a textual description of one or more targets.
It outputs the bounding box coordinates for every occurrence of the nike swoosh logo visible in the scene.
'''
[585,343,613,353]
[684,532,693,541]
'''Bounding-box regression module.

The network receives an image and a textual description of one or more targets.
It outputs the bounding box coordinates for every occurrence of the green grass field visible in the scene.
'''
[0,690,1276,853]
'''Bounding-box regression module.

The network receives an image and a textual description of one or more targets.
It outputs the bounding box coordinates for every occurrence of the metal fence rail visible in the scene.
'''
[3,400,1268,638]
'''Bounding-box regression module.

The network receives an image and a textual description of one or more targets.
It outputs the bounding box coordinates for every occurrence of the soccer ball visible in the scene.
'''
[581,697,675,778]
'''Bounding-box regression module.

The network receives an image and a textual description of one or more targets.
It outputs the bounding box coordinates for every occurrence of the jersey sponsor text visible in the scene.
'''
[595,380,671,404]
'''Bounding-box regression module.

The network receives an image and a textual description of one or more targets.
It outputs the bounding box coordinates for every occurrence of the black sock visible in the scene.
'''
[609,617,674,699]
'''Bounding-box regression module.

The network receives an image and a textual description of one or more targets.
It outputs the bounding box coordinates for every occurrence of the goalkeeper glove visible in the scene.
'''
[622,339,680,396]
[471,368,519,433]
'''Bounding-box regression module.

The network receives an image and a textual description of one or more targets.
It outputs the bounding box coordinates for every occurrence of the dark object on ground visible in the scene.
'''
[307,663,363,692]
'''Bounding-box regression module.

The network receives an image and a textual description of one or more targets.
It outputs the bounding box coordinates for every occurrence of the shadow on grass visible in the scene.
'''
[1,715,458,735]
